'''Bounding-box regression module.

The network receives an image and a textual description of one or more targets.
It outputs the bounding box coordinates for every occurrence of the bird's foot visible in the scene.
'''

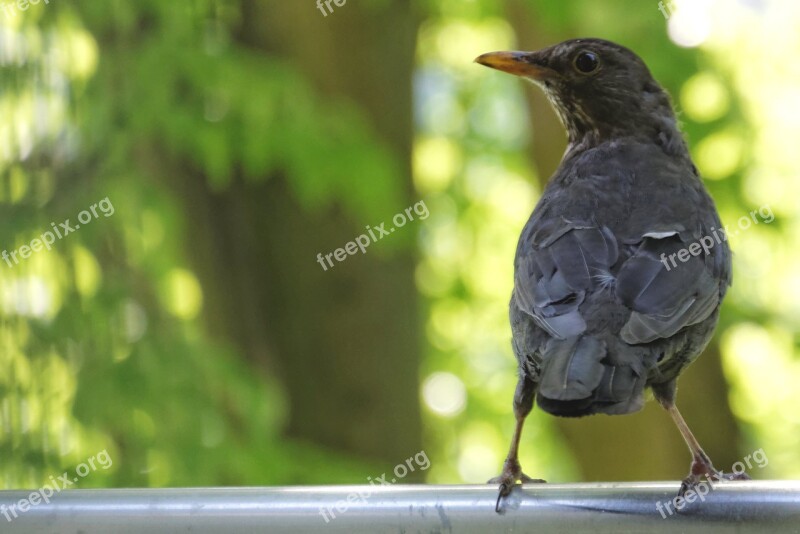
[487,457,546,513]
[678,453,751,499]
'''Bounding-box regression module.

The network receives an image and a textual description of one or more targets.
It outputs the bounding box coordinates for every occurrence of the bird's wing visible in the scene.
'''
[514,215,725,345]
[512,207,727,415]
[514,215,618,341]
[616,231,721,344]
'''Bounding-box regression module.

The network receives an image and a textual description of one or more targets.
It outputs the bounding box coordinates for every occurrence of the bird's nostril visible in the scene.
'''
[528,56,548,68]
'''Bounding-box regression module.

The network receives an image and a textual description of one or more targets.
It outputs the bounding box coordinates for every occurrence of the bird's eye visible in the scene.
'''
[573,51,600,74]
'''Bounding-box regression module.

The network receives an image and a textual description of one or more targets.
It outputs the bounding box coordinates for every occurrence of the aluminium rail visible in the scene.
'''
[0,481,799,533]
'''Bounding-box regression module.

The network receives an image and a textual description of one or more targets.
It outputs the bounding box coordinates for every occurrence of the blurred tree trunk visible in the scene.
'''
[177,1,423,470]
[507,0,742,481]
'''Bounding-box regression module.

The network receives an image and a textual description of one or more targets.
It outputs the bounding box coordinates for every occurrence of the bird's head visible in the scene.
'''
[476,38,683,151]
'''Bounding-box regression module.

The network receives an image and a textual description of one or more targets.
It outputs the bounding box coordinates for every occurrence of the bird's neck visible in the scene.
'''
[562,112,689,160]
[547,86,689,159]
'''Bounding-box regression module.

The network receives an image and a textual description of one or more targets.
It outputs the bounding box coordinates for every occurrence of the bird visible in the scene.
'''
[475,38,748,513]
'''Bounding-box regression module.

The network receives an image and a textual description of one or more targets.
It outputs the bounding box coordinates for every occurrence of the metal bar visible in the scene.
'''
[1,482,799,533]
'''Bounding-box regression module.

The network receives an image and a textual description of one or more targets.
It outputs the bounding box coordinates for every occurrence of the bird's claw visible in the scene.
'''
[487,458,545,513]
[678,465,752,498]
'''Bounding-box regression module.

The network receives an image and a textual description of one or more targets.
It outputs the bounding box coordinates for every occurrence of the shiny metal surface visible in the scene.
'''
[0,482,798,533]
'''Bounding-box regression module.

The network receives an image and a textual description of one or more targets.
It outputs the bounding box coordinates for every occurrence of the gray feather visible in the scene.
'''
[538,336,606,401]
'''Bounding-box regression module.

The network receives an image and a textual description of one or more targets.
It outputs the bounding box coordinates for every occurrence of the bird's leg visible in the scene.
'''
[654,382,750,499]
[488,374,545,513]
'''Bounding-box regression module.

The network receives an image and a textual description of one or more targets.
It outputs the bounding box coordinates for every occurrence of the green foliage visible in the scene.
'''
[79,0,403,221]
[1,0,401,488]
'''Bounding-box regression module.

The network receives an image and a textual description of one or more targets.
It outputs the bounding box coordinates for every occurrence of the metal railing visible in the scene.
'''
[0,481,798,533]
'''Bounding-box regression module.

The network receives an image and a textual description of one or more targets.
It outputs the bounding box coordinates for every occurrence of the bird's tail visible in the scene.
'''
[535,335,656,417]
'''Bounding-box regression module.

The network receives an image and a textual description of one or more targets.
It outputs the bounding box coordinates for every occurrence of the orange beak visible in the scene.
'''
[474,51,554,80]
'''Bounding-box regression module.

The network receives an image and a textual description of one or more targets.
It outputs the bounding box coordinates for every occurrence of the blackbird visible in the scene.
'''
[475,38,748,512]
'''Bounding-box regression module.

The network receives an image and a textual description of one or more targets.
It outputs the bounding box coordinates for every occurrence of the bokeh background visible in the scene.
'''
[1,0,799,490]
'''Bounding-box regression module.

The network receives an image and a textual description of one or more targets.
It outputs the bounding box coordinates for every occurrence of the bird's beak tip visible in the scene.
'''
[474,51,505,67]
[474,51,552,80]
